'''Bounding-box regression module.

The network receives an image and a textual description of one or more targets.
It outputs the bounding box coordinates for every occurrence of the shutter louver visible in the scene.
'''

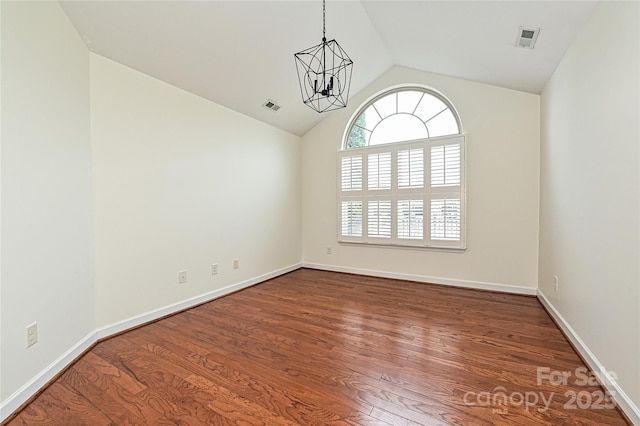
[341,156,362,191]
[368,200,392,238]
[398,148,424,188]
[431,144,461,187]
[368,152,392,190]
[397,200,424,239]
[430,199,461,240]
[341,201,362,236]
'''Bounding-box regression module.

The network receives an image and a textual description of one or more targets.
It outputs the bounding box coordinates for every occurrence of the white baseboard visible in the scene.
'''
[0,262,301,423]
[0,331,97,422]
[96,262,302,339]
[537,289,640,425]
[302,262,538,295]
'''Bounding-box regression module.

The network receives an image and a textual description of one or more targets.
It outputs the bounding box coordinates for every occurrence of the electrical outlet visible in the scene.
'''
[211,263,218,275]
[326,246,332,255]
[26,323,38,348]
[178,270,187,284]
[233,259,239,269]
[554,275,559,291]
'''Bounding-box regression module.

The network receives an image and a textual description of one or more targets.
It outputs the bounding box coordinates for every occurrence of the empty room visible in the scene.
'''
[1,0,638,424]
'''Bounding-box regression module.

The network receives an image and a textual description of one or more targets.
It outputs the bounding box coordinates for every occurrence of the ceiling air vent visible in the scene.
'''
[262,99,281,112]
[516,27,540,49]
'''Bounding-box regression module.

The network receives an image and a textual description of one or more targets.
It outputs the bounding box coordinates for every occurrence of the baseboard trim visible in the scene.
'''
[95,262,302,340]
[302,262,538,295]
[0,262,301,423]
[0,331,97,423]
[537,289,640,425]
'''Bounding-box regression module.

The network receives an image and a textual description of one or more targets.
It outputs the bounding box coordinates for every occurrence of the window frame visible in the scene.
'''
[338,86,466,251]
[344,86,462,149]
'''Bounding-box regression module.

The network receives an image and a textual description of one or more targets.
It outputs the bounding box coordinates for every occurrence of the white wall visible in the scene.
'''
[1,0,95,401]
[90,54,301,327]
[302,66,540,291]
[539,0,639,409]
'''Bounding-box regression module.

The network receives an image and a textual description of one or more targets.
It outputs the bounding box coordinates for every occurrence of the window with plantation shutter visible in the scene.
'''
[339,87,466,249]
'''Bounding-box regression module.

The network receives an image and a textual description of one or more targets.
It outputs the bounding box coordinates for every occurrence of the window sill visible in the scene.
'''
[338,240,467,253]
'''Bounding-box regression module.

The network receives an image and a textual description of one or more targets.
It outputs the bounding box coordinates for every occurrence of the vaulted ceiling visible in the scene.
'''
[60,1,596,136]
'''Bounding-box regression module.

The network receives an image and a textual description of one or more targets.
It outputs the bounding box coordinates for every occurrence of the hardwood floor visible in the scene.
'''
[4,268,629,425]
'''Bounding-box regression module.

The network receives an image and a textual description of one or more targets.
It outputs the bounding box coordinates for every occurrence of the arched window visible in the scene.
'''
[339,87,466,249]
[345,88,460,149]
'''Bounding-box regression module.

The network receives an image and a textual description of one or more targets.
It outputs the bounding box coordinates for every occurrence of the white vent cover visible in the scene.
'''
[516,27,540,49]
[262,99,281,112]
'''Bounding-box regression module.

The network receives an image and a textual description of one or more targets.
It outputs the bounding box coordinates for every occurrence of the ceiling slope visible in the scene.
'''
[362,1,597,94]
[60,1,596,136]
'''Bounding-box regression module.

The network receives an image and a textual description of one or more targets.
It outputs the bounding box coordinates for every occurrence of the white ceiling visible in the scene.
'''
[60,1,597,136]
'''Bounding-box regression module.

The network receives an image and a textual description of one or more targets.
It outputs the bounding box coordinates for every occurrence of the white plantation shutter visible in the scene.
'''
[368,152,392,190]
[431,198,461,240]
[341,156,362,191]
[339,134,464,249]
[340,153,364,240]
[368,200,392,238]
[428,137,464,247]
[398,148,424,188]
[341,201,362,237]
[431,144,461,187]
[397,199,424,240]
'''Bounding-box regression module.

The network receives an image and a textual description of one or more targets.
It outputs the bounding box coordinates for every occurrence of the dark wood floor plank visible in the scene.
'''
[30,381,113,426]
[119,324,358,424]
[3,268,630,425]
[6,406,60,426]
[60,364,151,425]
[151,324,368,418]
[369,406,436,426]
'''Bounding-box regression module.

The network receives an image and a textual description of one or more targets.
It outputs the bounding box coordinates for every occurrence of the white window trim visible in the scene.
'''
[343,85,463,150]
[337,134,466,250]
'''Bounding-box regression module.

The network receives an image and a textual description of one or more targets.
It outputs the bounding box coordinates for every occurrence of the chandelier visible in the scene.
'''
[294,0,353,113]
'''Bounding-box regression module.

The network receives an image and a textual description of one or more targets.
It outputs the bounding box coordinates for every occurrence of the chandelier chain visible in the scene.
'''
[322,0,326,40]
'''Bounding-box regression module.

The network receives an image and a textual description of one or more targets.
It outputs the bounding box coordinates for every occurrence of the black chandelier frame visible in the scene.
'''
[294,0,353,113]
